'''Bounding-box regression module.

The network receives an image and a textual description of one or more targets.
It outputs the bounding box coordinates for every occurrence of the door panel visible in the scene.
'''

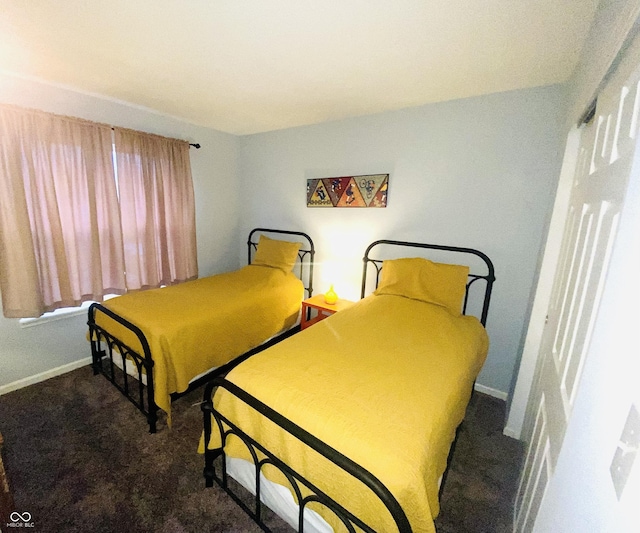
[515,33,640,532]
[516,394,552,532]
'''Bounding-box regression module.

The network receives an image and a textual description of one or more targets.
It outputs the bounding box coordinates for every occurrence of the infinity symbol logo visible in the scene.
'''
[10,511,32,522]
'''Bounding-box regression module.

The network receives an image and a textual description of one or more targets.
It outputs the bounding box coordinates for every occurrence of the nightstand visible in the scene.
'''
[301,294,355,330]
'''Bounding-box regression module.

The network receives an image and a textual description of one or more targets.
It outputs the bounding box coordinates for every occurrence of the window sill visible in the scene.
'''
[19,296,117,328]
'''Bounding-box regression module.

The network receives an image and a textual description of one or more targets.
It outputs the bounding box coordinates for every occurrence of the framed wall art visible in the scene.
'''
[306,174,388,208]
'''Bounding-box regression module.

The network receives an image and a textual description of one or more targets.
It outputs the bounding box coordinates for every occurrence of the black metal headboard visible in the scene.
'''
[247,228,315,298]
[361,240,495,326]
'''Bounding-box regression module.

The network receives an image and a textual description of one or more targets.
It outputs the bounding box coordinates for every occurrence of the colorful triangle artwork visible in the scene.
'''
[370,179,388,207]
[306,179,319,205]
[323,177,351,206]
[336,178,366,207]
[307,179,333,207]
[306,174,389,207]
[355,174,388,207]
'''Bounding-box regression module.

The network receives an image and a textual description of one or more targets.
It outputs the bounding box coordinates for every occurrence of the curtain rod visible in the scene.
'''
[109,126,200,148]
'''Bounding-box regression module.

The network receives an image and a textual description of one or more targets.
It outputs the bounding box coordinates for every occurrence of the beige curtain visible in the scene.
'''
[114,128,198,290]
[0,106,126,318]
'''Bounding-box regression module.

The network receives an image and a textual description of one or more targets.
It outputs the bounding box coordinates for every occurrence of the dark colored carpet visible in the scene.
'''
[0,366,523,532]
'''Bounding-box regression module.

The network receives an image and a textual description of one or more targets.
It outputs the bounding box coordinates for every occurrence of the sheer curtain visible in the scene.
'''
[114,128,198,290]
[0,106,126,318]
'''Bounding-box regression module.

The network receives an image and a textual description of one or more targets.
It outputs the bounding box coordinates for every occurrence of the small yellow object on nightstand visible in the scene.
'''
[324,284,338,305]
[301,294,355,330]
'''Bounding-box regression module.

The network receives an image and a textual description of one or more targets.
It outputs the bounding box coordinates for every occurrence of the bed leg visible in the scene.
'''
[147,405,158,434]
[203,449,222,488]
[440,422,463,499]
[91,344,105,375]
[145,373,159,434]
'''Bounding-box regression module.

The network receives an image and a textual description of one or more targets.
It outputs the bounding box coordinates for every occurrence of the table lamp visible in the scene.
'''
[324,284,338,305]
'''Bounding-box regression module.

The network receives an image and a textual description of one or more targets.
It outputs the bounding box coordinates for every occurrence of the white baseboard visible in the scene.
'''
[0,357,92,396]
[472,384,522,440]
[502,425,521,440]
[474,382,508,401]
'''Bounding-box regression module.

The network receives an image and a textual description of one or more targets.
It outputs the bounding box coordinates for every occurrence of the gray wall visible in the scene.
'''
[237,84,568,395]
[0,75,569,399]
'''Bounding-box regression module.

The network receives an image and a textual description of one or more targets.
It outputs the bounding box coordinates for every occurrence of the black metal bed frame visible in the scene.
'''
[201,240,495,532]
[87,228,315,433]
[360,240,495,327]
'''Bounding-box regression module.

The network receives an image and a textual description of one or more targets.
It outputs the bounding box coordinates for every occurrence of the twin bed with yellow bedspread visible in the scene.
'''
[200,240,495,533]
[88,228,314,433]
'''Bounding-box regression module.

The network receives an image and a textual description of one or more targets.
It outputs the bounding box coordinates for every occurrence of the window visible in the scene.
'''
[0,105,198,319]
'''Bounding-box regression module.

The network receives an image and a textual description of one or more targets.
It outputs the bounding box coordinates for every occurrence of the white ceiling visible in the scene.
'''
[0,0,599,135]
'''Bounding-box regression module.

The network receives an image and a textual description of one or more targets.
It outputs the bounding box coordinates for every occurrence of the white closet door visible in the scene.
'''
[514,32,640,533]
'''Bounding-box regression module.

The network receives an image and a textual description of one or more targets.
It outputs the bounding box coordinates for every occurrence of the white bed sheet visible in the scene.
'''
[226,457,333,533]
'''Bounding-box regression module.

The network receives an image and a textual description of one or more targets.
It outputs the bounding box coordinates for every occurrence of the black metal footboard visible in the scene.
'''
[87,227,315,434]
[201,378,412,533]
[88,302,160,433]
[88,304,302,434]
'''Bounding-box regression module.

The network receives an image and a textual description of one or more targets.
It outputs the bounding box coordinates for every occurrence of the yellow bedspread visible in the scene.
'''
[201,293,489,533]
[93,265,304,423]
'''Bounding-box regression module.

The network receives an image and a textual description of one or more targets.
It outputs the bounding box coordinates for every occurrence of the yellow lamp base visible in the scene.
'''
[324,285,338,305]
